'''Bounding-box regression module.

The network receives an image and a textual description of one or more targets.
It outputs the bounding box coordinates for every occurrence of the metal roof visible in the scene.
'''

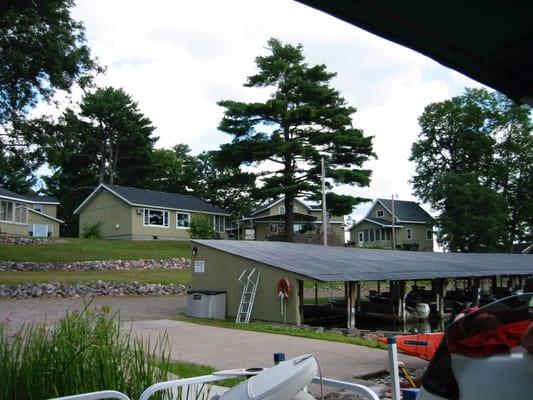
[193,240,533,282]
[74,184,230,215]
[0,187,59,204]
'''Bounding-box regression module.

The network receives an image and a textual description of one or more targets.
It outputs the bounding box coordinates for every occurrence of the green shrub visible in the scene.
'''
[189,215,215,239]
[81,221,104,239]
[0,304,173,399]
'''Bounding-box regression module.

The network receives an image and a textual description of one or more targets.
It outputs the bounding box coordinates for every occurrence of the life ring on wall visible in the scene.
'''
[277,278,292,300]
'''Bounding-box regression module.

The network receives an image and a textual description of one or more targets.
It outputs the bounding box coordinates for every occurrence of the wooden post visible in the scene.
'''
[377,280,381,295]
[314,283,318,306]
[491,276,497,294]
[347,281,356,328]
[472,278,480,306]
[298,280,304,326]
[356,281,361,312]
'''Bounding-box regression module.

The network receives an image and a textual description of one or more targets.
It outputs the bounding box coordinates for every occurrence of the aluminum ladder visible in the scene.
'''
[235,268,260,323]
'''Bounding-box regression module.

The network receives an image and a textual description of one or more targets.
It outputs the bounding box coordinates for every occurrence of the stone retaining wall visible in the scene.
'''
[0,236,68,245]
[0,281,188,299]
[0,258,190,272]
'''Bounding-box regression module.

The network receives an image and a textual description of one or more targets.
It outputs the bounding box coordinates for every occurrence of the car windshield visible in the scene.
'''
[421,293,533,399]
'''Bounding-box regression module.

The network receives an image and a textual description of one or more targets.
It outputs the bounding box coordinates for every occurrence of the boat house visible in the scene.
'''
[190,240,533,327]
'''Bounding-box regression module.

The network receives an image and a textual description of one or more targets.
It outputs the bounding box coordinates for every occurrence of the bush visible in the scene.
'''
[81,221,104,239]
[0,304,173,399]
[189,215,215,239]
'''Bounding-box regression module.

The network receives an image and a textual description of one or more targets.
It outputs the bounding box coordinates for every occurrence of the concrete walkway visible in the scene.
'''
[129,319,427,382]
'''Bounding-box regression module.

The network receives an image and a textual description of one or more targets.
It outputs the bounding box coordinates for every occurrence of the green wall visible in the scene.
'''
[191,243,312,324]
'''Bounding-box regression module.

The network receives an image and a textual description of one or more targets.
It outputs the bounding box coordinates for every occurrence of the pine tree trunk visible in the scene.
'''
[284,196,295,242]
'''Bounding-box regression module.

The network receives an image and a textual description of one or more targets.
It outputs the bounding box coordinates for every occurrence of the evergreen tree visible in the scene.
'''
[44,87,157,236]
[217,38,375,241]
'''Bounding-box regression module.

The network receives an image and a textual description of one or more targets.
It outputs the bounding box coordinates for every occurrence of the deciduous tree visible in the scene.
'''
[410,88,532,251]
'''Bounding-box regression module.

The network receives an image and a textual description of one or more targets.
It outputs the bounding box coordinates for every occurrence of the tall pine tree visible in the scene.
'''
[217,38,375,241]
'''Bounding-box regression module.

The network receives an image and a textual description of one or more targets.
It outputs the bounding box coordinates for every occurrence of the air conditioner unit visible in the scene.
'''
[136,207,143,214]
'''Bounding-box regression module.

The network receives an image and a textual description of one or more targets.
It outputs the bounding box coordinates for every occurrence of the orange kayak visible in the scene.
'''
[378,332,444,361]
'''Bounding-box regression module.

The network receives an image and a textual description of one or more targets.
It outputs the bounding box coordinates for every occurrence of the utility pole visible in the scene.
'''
[391,194,397,250]
[321,157,327,246]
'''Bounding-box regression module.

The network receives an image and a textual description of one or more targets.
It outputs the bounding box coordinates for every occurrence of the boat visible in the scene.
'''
[378,332,444,361]
[417,293,533,400]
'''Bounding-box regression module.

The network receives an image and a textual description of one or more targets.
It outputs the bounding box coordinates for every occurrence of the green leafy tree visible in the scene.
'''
[150,144,197,194]
[0,0,100,188]
[189,214,215,239]
[193,151,257,218]
[217,38,375,241]
[44,87,157,236]
[410,88,532,251]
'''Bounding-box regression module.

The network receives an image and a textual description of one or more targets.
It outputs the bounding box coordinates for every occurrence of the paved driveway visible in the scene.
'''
[0,294,187,330]
[0,295,427,381]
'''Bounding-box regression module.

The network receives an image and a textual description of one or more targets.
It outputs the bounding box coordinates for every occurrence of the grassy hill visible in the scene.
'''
[0,238,191,263]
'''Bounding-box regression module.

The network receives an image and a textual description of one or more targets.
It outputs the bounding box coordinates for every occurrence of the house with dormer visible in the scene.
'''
[348,198,434,251]
[0,187,63,237]
[237,196,346,243]
[74,184,230,240]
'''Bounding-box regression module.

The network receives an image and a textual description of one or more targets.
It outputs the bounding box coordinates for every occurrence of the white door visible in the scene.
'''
[33,224,49,237]
[358,231,364,246]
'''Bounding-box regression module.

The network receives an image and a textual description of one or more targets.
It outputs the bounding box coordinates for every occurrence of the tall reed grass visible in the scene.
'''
[0,304,172,399]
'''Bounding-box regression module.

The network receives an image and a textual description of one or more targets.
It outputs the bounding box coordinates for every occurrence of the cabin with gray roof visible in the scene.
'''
[0,187,63,237]
[348,198,434,251]
[74,184,230,240]
[237,196,346,244]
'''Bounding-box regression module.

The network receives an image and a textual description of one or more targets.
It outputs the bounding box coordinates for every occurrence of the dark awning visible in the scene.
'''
[296,1,533,105]
[193,240,533,282]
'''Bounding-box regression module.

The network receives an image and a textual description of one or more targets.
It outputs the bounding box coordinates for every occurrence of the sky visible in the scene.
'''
[44,0,483,221]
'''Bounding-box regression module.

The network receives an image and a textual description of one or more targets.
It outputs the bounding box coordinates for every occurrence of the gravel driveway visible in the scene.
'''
[0,294,187,331]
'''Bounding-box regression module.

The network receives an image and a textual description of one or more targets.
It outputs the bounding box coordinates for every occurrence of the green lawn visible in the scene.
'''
[0,238,191,262]
[167,361,244,387]
[0,269,191,285]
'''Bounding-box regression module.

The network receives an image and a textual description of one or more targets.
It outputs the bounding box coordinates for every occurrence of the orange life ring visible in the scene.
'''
[276,278,292,299]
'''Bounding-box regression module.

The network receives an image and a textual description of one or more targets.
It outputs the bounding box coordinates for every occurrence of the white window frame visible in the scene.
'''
[426,229,433,240]
[213,215,225,233]
[406,228,413,240]
[176,212,190,229]
[143,208,169,228]
[278,205,285,214]
[33,203,43,213]
[0,200,27,224]
[376,210,384,218]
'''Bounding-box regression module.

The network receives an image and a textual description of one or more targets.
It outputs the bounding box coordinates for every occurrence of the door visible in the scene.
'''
[358,231,364,246]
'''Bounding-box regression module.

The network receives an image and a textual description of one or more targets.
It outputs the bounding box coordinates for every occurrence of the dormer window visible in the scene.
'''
[376,210,384,218]
[33,204,43,213]
[279,206,285,214]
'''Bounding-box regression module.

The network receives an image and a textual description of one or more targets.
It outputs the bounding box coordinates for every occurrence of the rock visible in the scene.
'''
[314,327,325,333]
[347,327,361,337]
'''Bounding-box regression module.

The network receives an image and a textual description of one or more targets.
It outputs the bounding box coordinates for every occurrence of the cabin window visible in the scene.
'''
[0,200,26,224]
[406,228,413,240]
[369,229,375,242]
[270,223,280,234]
[33,203,43,213]
[426,230,433,240]
[176,212,190,229]
[14,203,27,223]
[376,210,384,217]
[143,208,169,228]
[375,229,381,241]
[213,215,225,233]
[278,205,285,214]
[363,230,369,242]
